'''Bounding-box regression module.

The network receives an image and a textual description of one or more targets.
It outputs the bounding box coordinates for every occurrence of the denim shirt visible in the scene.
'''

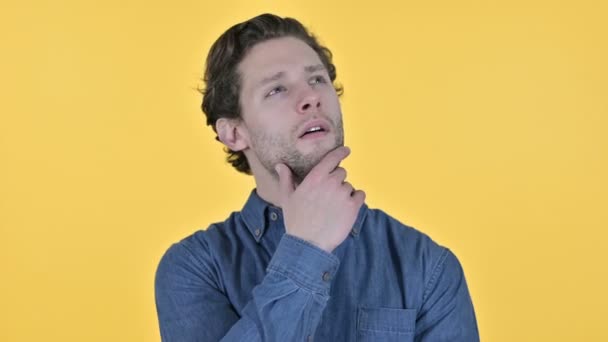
[155,190,479,341]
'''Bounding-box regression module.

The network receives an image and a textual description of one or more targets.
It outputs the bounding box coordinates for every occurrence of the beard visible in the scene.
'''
[248,116,344,185]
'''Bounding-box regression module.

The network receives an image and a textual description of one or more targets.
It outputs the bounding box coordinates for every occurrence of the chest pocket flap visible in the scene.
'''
[357,307,416,341]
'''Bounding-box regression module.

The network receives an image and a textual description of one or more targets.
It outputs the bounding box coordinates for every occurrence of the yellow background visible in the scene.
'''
[1,0,607,341]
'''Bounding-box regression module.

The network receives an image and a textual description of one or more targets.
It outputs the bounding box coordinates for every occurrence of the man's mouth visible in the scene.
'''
[300,126,326,138]
[298,119,331,139]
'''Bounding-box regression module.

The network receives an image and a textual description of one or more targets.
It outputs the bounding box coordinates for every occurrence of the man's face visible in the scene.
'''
[237,37,344,184]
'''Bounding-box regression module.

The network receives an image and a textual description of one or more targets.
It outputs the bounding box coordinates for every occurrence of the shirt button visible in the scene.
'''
[307,335,313,342]
[322,272,331,282]
[270,212,278,221]
[254,229,261,237]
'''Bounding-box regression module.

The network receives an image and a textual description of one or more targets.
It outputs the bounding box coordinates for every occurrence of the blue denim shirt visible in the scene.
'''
[155,190,479,341]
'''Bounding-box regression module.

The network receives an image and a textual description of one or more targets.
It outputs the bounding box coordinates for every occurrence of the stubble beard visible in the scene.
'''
[250,117,344,185]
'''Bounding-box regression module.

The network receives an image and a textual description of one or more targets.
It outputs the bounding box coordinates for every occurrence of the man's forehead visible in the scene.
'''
[238,37,324,84]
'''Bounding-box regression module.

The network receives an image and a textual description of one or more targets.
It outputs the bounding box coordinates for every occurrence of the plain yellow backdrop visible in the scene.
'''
[1,0,607,341]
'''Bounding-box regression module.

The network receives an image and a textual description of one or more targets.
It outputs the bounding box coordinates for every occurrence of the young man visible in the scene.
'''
[155,13,479,342]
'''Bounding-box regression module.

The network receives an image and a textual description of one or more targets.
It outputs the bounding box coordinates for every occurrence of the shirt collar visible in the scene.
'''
[241,189,368,243]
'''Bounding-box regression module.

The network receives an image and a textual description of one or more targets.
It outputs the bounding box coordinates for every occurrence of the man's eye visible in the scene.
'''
[266,86,286,97]
[310,75,327,84]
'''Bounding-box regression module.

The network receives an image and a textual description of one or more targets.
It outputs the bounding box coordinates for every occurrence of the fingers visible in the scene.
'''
[351,189,366,205]
[308,146,350,180]
[341,182,365,206]
[342,181,354,195]
[275,163,295,203]
[331,167,347,183]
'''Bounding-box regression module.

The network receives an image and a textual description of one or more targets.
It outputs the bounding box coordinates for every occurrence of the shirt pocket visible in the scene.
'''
[357,306,416,342]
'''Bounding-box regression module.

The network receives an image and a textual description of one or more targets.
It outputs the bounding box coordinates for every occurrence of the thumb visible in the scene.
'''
[275,163,295,203]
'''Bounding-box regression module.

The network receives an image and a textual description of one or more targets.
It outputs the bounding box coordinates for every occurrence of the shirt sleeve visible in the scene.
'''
[154,233,340,342]
[415,248,480,341]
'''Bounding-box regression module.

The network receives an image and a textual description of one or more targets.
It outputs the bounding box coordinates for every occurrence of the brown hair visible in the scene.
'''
[199,13,343,174]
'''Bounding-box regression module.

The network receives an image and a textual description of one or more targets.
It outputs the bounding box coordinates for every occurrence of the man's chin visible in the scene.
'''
[298,136,341,156]
[291,149,337,181]
[299,146,332,165]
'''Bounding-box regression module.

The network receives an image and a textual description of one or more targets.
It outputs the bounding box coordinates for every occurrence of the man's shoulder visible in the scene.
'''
[363,206,448,256]
[178,210,245,247]
[362,207,460,287]
[159,210,245,261]
[155,213,245,298]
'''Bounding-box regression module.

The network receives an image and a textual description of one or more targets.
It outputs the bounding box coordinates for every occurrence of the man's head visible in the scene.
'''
[201,13,344,183]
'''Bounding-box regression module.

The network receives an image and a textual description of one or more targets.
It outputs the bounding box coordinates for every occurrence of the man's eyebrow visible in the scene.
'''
[259,71,285,87]
[257,64,326,87]
[304,64,326,73]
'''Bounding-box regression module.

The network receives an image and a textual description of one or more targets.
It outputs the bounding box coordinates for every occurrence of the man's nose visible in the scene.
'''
[296,90,321,114]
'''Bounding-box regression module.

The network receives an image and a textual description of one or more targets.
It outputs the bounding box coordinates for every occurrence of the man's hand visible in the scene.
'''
[275,146,366,253]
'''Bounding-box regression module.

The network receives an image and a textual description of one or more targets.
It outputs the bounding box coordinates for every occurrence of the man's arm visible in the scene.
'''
[155,233,340,341]
[415,248,480,341]
[156,146,363,341]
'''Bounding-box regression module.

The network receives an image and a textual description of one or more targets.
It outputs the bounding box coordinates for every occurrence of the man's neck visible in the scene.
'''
[251,166,282,208]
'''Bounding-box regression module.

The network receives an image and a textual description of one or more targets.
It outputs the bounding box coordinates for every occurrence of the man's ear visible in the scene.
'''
[216,118,249,152]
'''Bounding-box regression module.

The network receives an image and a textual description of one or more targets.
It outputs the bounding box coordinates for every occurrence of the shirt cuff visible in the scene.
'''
[267,234,341,295]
